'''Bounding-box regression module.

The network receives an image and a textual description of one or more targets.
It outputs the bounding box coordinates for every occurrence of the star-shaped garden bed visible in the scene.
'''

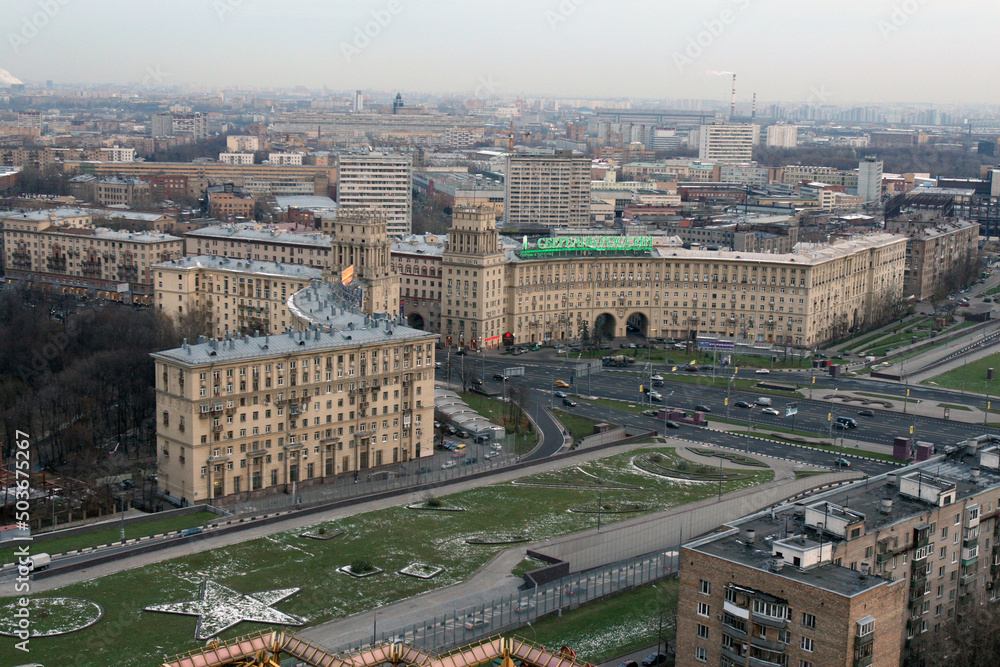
[144,580,305,639]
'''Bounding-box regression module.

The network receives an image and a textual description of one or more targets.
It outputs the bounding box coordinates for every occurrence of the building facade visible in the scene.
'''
[393,233,446,332]
[336,152,413,236]
[698,124,759,163]
[1,209,183,303]
[95,177,151,207]
[504,152,592,228]
[884,217,981,301]
[858,158,884,204]
[207,184,256,221]
[155,256,322,337]
[152,300,436,505]
[184,222,333,269]
[328,209,400,317]
[218,153,255,166]
[766,124,799,148]
[676,444,1000,667]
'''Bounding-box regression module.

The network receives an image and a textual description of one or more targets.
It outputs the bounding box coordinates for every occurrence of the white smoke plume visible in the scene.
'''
[0,69,24,85]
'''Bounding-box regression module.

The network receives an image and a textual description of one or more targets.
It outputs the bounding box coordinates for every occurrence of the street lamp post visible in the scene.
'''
[651,583,665,658]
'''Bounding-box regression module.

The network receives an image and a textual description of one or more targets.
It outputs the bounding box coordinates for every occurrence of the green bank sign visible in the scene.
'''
[525,236,654,254]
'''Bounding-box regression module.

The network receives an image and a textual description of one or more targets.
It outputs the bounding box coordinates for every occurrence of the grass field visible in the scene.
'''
[0,448,771,666]
[0,511,218,567]
[746,433,897,462]
[921,350,1000,396]
[508,578,678,664]
[550,409,606,445]
[709,415,822,439]
[577,396,651,415]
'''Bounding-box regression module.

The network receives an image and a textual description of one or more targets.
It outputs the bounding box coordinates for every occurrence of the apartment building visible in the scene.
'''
[184,222,333,269]
[326,208,400,317]
[884,217,981,301]
[97,145,135,163]
[62,161,337,198]
[336,152,412,236]
[766,124,799,148]
[504,151,592,228]
[155,256,322,337]
[859,158,884,204]
[227,135,262,152]
[698,124,759,163]
[152,293,437,505]
[392,233,445,332]
[434,207,906,348]
[207,184,256,221]
[676,444,1000,667]
[269,153,304,166]
[95,177,151,207]
[218,153,255,166]
[1,209,183,302]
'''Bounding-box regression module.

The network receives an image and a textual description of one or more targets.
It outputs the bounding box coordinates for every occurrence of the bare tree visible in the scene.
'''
[909,596,1000,666]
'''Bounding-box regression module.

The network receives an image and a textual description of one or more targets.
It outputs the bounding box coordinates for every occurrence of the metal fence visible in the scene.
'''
[323,548,680,657]
[224,440,518,515]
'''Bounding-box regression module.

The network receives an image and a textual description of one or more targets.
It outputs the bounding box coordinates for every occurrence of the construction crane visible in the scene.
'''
[484,120,532,153]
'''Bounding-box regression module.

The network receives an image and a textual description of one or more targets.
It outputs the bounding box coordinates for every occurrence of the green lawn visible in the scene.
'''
[460,391,537,455]
[938,403,973,411]
[747,433,898,462]
[921,350,1000,396]
[551,409,605,445]
[0,511,218,567]
[661,373,803,397]
[507,578,678,664]
[0,448,771,666]
[578,396,651,414]
[708,415,822,439]
[511,556,548,577]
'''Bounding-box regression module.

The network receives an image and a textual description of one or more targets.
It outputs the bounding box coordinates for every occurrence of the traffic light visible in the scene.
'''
[909,425,914,435]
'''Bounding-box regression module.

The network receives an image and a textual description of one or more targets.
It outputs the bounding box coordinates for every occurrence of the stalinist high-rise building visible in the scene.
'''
[327,208,400,317]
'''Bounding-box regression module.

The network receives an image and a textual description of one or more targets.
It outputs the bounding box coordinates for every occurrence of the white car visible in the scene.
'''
[651,374,664,381]
[755,368,770,374]
[760,407,780,416]
[441,460,457,469]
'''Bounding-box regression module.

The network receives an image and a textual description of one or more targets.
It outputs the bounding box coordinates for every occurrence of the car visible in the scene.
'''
[599,344,612,350]
[554,390,568,398]
[562,398,578,407]
[445,425,457,435]
[652,379,664,387]
[832,421,847,429]
[760,407,780,416]
[441,461,457,469]
[755,368,771,374]
[699,365,715,371]
[664,420,680,429]
[456,349,466,356]
[642,653,669,667]
[618,661,639,667]
[684,365,699,372]
[471,378,484,387]
[649,392,663,401]
[435,361,443,369]
[530,345,541,351]
[651,374,664,381]
[493,373,508,381]
[814,352,827,359]
[858,409,876,417]
[734,400,752,408]
[834,457,852,468]
[464,617,486,630]
[554,380,570,388]
[628,343,636,349]
[696,404,712,413]
[641,409,659,417]
[620,343,630,349]
[462,457,478,465]
[484,451,497,460]
[513,599,537,613]
[455,430,471,439]
[416,467,433,475]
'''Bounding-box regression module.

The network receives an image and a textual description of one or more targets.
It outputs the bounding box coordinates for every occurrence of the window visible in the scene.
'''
[699,579,711,595]
[800,636,814,652]
[694,647,707,662]
[697,623,709,639]
[799,662,813,667]
[697,602,710,617]
[802,612,816,629]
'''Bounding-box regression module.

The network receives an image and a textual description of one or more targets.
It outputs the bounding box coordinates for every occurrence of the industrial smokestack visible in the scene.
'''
[751,93,756,120]
[730,73,737,120]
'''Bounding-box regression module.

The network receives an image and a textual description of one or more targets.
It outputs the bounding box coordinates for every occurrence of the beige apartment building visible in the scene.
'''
[1,208,183,302]
[393,233,445,333]
[184,222,333,269]
[676,445,1000,667]
[154,256,322,337]
[884,217,981,301]
[438,207,907,349]
[95,177,151,207]
[504,152,592,228]
[152,290,437,505]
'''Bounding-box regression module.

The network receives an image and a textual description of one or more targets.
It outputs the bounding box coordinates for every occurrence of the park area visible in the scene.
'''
[921,349,1000,397]
[0,446,772,666]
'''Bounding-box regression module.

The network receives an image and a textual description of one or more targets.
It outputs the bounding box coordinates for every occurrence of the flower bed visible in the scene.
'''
[465,535,530,545]
[404,502,465,512]
[0,597,103,637]
[337,564,384,578]
[568,503,650,514]
[299,528,345,541]
[398,562,444,579]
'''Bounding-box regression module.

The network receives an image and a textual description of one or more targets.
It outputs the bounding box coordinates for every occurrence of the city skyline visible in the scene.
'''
[3,0,1000,105]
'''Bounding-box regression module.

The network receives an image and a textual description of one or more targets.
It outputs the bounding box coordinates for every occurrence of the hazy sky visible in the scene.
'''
[3,0,998,105]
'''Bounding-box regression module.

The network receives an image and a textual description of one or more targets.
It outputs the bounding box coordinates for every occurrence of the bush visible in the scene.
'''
[317,526,327,536]
[425,496,443,508]
[351,559,375,574]
[676,459,691,471]
[650,453,663,464]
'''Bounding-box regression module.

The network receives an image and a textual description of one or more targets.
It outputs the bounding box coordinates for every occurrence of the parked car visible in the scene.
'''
[618,661,639,667]
[664,420,680,429]
[642,653,669,667]
[834,457,852,468]
[441,461,457,469]
[554,391,568,398]
[734,400,752,408]
[699,365,715,371]
[562,398,578,407]
[760,407,780,416]
[599,344,612,350]
[858,409,875,417]
[696,404,712,413]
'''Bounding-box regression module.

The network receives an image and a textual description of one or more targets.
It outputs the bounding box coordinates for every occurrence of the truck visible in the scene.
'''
[755,396,772,406]
[28,553,51,571]
[602,355,636,367]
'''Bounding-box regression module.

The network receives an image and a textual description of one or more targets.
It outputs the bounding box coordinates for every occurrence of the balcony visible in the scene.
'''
[46,255,67,271]
[750,612,787,629]
[722,623,747,642]
[212,424,223,433]
[749,655,786,667]
[960,569,977,585]
[750,634,786,653]
[911,561,931,578]
[720,647,745,664]
[854,655,873,667]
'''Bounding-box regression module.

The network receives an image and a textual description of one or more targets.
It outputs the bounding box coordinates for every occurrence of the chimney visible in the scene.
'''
[860,562,870,579]
[730,73,737,120]
[745,528,756,543]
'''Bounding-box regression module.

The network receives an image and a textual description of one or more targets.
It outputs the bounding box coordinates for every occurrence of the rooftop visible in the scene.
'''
[154,256,323,281]
[392,234,448,258]
[185,222,332,249]
[274,195,338,212]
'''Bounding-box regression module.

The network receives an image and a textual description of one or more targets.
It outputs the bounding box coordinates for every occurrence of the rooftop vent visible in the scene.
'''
[879,498,893,514]
[769,559,784,572]
[745,529,756,543]
[860,562,870,580]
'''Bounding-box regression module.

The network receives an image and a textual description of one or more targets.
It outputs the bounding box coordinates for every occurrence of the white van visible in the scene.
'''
[755,397,772,406]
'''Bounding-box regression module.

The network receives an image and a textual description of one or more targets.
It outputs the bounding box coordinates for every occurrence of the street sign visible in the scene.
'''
[504,366,525,377]
[698,340,735,350]
[785,405,798,417]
